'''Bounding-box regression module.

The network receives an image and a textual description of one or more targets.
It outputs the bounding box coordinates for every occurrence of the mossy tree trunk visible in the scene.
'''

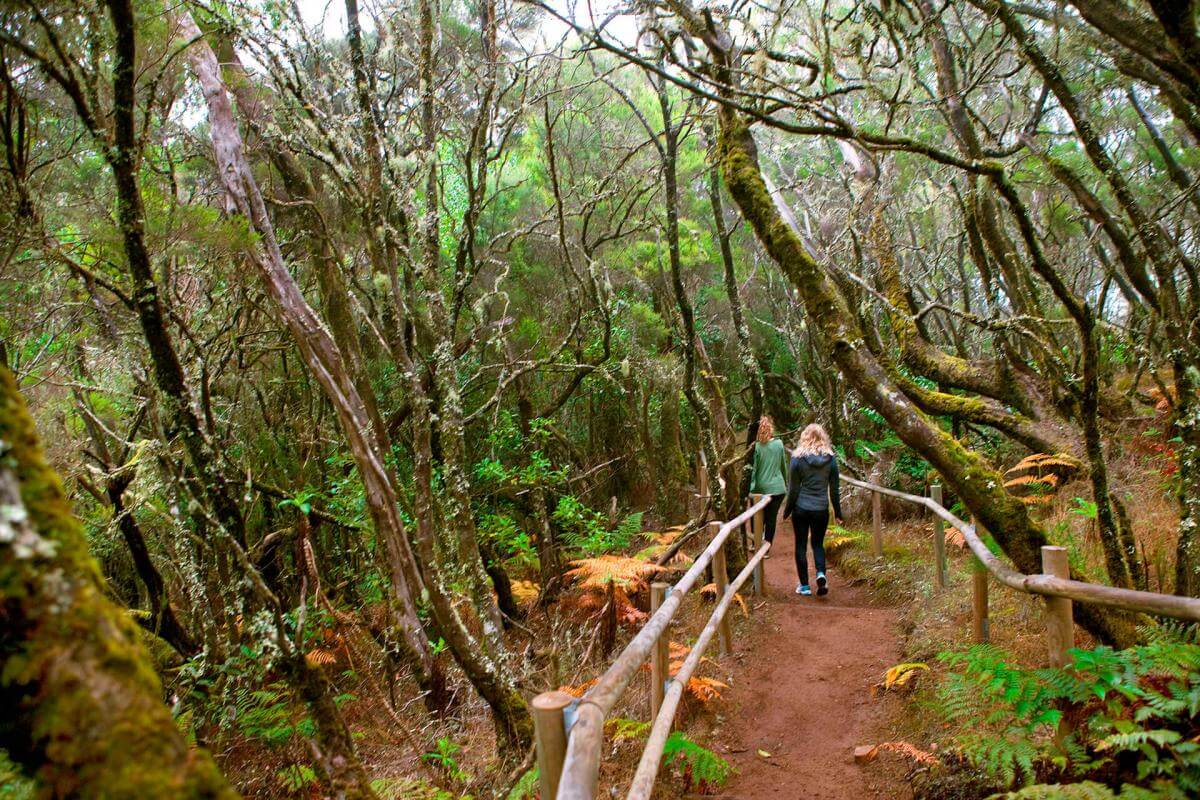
[0,364,238,799]
[711,164,765,500]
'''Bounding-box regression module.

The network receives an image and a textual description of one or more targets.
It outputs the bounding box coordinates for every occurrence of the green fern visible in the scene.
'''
[991,780,1195,800]
[505,768,538,800]
[1139,620,1200,646]
[937,639,1200,792]
[662,732,732,792]
[607,717,651,743]
[613,511,645,549]
[276,764,317,792]
[1099,728,1181,751]
[554,497,644,555]
[990,781,1118,799]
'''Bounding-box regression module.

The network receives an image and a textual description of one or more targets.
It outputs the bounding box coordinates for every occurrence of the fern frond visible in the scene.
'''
[564,556,663,590]
[662,732,732,792]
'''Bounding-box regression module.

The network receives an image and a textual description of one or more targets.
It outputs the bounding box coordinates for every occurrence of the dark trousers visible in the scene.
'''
[762,494,785,544]
[793,508,829,586]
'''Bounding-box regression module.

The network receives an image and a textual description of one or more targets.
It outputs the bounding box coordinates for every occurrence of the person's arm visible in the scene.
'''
[830,458,843,522]
[783,457,799,518]
[779,442,789,490]
[748,445,759,494]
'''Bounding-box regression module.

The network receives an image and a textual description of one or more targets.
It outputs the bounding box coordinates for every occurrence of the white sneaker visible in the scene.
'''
[817,573,828,596]
[796,584,812,596]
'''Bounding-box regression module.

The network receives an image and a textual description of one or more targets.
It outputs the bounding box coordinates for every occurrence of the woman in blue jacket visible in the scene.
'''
[783,423,844,596]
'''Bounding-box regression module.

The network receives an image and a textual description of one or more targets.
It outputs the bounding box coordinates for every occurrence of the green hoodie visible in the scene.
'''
[749,438,789,495]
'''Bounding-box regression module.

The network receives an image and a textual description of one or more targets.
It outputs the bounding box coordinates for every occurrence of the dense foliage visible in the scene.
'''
[1,0,1198,795]
[939,625,1200,797]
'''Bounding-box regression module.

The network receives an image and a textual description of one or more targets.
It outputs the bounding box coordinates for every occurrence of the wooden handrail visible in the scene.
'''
[536,471,1200,800]
[626,539,771,799]
[551,494,773,800]
[842,476,1200,622]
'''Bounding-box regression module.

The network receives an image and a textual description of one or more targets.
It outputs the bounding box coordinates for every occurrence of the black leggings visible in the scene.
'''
[793,508,829,586]
[762,494,785,544]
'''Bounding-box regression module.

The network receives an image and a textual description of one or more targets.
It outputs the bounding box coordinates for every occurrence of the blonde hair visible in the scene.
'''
[755,415,775,445]
[793,423,834,457]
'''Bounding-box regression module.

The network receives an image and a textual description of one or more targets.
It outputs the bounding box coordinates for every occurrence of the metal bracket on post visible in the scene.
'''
[562,698,581,734]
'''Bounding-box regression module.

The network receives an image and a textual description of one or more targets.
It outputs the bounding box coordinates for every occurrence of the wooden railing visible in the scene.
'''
[532,493,773,800]
[534,475,1200,800]
[845,476,1200,626]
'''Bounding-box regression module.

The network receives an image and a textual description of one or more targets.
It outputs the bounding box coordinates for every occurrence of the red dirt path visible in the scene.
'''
[709,516,913,799]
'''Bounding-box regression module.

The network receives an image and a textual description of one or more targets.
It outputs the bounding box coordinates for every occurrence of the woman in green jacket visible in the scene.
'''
[748,415,789,547]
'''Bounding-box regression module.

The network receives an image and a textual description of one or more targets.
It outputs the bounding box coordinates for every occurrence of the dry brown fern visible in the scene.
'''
[559,678,598,698]
[564,555,664,591]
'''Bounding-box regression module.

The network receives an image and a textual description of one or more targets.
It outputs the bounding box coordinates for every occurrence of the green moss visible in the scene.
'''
[0,366,238,798]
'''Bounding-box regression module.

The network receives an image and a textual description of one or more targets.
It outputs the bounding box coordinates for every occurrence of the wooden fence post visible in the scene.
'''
[750,494,765,595]
[871,489,883,558]
[710,522,733,655]
[532,691,573,800]
[1042,546,1073,667]
[972,566,989,643]
[971,517,990,643]
[650,582,669,719]
[931,484,946,590]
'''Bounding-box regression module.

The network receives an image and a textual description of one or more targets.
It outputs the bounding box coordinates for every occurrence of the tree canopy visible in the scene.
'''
[1,0,1198,796]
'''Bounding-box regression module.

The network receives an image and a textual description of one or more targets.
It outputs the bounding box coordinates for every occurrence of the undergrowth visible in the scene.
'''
[604,717,733,794]
[935,622,1200,798]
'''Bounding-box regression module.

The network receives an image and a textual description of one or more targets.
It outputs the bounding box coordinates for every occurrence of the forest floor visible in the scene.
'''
[709,517,914,800]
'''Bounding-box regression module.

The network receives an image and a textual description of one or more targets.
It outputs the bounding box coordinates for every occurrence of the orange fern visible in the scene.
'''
[685,676,728,704]
[860,741,940,766]
[559,678,598,698]
[305,648,338,667]
[565,556,664,591]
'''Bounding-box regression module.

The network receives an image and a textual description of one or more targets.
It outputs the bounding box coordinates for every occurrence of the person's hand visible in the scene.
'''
[836,517,845,526]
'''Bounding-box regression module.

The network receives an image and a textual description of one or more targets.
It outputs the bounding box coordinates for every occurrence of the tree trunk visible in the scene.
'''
[0,364,238,798]
[107,0,248,550]
[711,164,764,501]
[175,3,442,727]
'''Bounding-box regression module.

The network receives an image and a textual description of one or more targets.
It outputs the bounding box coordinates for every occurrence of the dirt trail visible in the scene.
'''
[711,517,912,799]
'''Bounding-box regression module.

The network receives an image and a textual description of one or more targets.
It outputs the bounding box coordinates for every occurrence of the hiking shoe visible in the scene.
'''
[796,584,812,596]
[816,572,828,596]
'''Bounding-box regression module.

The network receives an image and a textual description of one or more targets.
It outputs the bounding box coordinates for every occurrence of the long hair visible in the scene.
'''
[793,423,834,457]
[756,415,775,444]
